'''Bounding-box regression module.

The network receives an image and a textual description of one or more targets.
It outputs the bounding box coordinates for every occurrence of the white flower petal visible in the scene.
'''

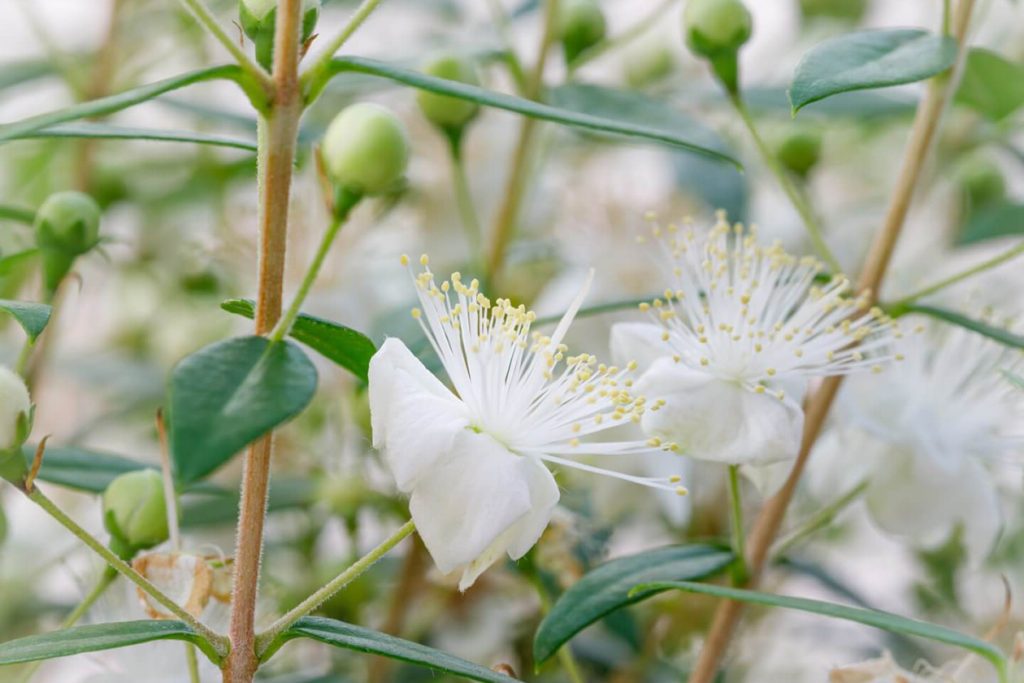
[637,358,803,465]
[609,322,671,374]
[368,338,468,491]
[409,430,535,577]
[866,449,1001,562]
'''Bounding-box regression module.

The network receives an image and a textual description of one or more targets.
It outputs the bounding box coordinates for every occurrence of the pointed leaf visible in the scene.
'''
[955,48,1024,121]
[10,122,257,152]
[534,544,733,664]
[790,29,956,113]
[0,65,242,145]
[20,444,152,493]
[0,299,51,340]
[0,204,35,224]
[278,617,522,682]
[630,581,1007,675]
[957,202,1024,245]
[168,336,317,485]
[900,304,1024,350]
[0,620,218,666]
[327,57,741,167]
[222,299,376,382]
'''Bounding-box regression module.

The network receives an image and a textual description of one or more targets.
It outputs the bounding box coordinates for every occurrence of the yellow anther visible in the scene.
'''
[400,254,410,266]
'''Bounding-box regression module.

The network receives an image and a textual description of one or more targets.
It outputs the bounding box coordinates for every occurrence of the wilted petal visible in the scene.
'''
[132,552,213,619]
[369,338,469,491]
[637,358,803,465]
[410,430,538,580]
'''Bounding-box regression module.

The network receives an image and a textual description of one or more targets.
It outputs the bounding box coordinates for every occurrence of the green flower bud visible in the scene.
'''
[34,191,102,295]
[239,0,320,71]
[776,128,822,178]
[682,0,752,94]
[799,0,867,23]
[0,366,31,453]
[558,0,607,65]
[959,159,1005,209]
[322,103,410,197]
[416,54,481,139]
[103,470,169,559]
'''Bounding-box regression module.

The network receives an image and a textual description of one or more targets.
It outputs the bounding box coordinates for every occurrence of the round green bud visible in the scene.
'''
[558,0,607,65]
[416,54,481,134]
[322,103,410,196]
[776,128,822,178]
[959,159,1005,209]
[0,366,31,453]
[682,0,752,58]
[799,0,867,23]
[240,0,320,70]
[102,470,169,557]
[34,191,101,256]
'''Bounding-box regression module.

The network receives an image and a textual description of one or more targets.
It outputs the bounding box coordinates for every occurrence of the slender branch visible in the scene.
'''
[729,94,842,273]
[890,239,1024,310]
[687,2,976,681]
[771,480,867,558]
[24,488,226,656]
[300,0,385,96]
[179,0,273,92]
[225,1,306,680]
[185,645,202,683]
[485,0,560,283]
[255,520,416,657]
[726,465,747,585]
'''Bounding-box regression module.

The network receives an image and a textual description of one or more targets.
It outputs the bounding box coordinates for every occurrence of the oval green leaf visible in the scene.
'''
[955,48,1024,121]
[0,299,51,340]
[167,336,317,485]
[630,581,1007,676]
[0,65,242,145]
[277,617,523,682]
[790,29,956,113]
[0,620,219,666]
[327,57,741,167]
[533,544,733,664]
[222,298,377,383]
[10,122,257,152]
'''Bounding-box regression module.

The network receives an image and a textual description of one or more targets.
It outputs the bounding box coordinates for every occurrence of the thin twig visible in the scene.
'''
[179,0,272,93]
[890,239,1024,310]
[155,409,181,551]
[300,0,385,96]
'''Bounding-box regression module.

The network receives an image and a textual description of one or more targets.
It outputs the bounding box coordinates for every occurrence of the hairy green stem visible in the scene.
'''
[179,0,272,92]
[25,488,227,658]
[890,240,1024,311]
[729,94,842,274]
[727,465,747,585]
[255,520,416,658]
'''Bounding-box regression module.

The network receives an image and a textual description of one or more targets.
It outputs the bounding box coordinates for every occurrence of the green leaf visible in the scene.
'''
[900,304,1024,350]
[0,65,242,146]
[0,60,55,93]
[957,202,1024,245]
[181,477,316,527]
[547,84,732,157]
[790,29,956,113]
[534,544,733,664]
[1003,370,1024,391]
[9,122,257,152]
[955,48,1024,121]
[327,57,741,167]
[0,204,35,224]
[629,581,1008,676]
[21,444,150,493]
[277,617,524,682]
[0,250,38,278]
[0,299,51,339]
[0,620,219,666]
[167,336,317,485]
[222,299,377,383]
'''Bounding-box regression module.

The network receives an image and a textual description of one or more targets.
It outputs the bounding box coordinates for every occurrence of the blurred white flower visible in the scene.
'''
[368,257,683,590]
[838,320,1023,561]
[611,212,895,466]
[829,652,934,682]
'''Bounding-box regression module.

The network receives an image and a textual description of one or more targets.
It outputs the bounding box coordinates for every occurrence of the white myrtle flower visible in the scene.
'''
[611,212,896,466]
[837,320,1024,561]
[368,255,684,590]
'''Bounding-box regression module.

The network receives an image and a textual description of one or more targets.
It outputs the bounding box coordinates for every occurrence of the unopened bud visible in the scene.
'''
[682,0,752,94]
[416,54,481,139]
[240,0,320,70]
[34,191,101,294]
[102,470,169,558]
[558,0,607,65]
[776,128,822,178]
[322,103,410,197]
